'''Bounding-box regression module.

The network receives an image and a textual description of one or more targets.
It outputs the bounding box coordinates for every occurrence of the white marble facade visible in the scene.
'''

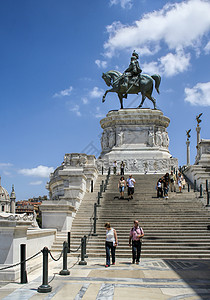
[184,139,210,187]
[98,109,177,173]
[42,153,98,231]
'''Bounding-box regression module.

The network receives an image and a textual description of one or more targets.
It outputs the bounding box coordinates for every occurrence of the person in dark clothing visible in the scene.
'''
[120,161,125,175]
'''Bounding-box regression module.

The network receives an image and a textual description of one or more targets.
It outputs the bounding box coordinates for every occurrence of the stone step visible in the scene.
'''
[51,174,210,259]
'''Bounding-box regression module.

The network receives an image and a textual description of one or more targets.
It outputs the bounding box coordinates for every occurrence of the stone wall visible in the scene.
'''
[41,153,98,232]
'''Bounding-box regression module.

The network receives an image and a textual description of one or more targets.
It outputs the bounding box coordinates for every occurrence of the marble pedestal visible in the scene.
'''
[98,108,177,173]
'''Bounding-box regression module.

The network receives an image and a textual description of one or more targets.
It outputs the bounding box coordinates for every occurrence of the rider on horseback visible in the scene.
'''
[123,50,142,90]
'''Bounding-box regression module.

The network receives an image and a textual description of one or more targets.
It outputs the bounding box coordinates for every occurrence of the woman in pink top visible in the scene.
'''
[129,220,144,264]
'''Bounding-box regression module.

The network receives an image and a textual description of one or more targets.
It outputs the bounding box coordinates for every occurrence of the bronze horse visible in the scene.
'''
[102,70,161,109]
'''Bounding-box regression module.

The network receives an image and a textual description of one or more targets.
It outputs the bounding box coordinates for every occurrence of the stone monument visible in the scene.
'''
[98,108,177,173]
[99,50,178,173]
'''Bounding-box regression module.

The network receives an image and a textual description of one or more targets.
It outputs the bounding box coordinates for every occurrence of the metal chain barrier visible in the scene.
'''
[49,249,63,261]
[0,250,41,272]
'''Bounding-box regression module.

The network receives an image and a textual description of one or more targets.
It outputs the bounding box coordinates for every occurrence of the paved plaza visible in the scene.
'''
[1,256,210,299]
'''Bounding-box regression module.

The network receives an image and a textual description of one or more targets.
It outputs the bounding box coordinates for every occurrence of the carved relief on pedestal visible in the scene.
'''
[101,131,109,151]
[148,131,155,147]
[109,130,116,148]
[116,131,124,147]
[155,130,163,147]
[162,131,169,148]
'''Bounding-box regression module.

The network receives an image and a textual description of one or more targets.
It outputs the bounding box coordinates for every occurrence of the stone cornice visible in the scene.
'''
[100,109,170,129]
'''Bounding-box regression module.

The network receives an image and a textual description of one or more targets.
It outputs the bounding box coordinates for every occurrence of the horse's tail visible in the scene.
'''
[151,74,161,94]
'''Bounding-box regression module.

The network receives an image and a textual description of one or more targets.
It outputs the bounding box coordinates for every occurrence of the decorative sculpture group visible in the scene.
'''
[102,50,161,109]
[101,129,169,151]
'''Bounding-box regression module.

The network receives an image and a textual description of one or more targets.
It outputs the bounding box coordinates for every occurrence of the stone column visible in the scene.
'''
[196,125,201,145]
[186,139,190,166]
[196,125,201,163]
[10,185,16,214]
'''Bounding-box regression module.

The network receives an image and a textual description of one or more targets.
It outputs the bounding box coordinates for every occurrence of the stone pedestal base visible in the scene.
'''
[41,202,76,232]
[98,108,178,173]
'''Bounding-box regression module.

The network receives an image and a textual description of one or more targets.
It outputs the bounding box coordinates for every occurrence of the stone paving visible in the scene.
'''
[1,256,210,299]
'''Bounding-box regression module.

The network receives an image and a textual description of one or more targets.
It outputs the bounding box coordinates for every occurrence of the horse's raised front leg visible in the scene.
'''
[102,88,117,103]
[137,93,146,108]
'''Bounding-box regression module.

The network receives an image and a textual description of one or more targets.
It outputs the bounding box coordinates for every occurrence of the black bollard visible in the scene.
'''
[188,183,190,192]
[199,184,203,198]
[206,192,210,207]
[102,166,104,175]
[67,232,71,253]
[206,180,209,193]
[99,184,103,198]
[59,241,70,275]
[91,180,93,193]
[97,192,101,206]
[84,235,88,258]
[20,244,28,284]
[38,247,52,293]
[79,237,87,265]
[194,180,197,192]
[92,203,98,236]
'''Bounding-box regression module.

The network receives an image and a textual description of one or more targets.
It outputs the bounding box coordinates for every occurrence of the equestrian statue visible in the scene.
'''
[102,50,161,109]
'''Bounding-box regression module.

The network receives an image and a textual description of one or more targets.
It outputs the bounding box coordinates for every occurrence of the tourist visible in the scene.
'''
[169,171,176,192]
[177,172,183,193]
[104,222,118,267]
[162,177,169,199]
[127,175,136,200]
[113,161,117,175]
[164,172,170,189]
[156,178,163,198]
[120,161,125,175]
[129,220,144,264]
[118,176,126,199]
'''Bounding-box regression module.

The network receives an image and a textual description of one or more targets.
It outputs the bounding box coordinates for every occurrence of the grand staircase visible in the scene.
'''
[51,174,210,259]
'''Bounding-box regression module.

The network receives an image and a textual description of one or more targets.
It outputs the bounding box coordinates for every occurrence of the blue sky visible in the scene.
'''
[0,0,210,201]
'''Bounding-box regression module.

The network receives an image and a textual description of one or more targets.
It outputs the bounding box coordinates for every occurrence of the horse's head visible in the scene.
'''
[102,72,111,87]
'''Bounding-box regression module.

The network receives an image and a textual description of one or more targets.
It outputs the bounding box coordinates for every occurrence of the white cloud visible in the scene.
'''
[95,60,107,69]
[69,104,81,116]
[104,0,210,58]
[29,181,43,186]
[204,41,210,54]
[142,61,160,75]
[0,163,13,168]
[3,171,11,176]
[53,86,73,98]
[109,0,133,9]
[19,165,54,178]
[142,50,190,76]
[82,97,88,104]
[89,87,104,98]
[159,50,191,76]
[184,82,210,106]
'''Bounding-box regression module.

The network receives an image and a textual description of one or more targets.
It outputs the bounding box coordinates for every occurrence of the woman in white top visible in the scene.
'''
[104,222,118,267]
[118,176,126,199]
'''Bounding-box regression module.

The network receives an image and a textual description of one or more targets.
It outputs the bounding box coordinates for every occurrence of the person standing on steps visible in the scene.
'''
[127,174,136,200]
[129,220,144,264]
[113,161,117,175]
[118,176,126,199]
[120,161,125,175]
[169,171,176,192]
[104,222,118,268]
[156,178,163,198]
